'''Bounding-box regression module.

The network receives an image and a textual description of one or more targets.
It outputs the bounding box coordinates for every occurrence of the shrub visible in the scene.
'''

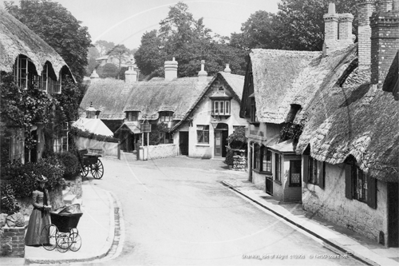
[0,183,20,215]
[56,151,80,179]
[224,149,234,166]
[3,158,65,199]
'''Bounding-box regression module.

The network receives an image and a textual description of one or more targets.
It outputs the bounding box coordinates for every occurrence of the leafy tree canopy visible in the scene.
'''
[96,63,119,79]
[134,2,247,78]
[231,0,359,51]
[95,40,115,56]
[5,0,92,82]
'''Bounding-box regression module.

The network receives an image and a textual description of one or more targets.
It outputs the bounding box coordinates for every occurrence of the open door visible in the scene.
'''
[179,132,189,156]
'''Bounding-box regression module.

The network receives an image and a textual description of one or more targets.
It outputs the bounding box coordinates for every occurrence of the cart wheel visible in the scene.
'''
[41,224,58,251]
[69,229,82,252]
[91,159,104,179]
[80,165,90,177]
[56,233,71,253]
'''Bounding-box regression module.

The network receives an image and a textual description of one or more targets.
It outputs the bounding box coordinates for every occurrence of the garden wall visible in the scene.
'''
[142,144,177,160]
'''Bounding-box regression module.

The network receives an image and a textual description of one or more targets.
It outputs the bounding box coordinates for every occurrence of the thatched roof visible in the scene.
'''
[0,9,70,79]
[297,64,399,182]
[219,72,244,99]
[79,79,134,120]
[124,77,213,120]
[250,49,321,123]
[382,51,398,100]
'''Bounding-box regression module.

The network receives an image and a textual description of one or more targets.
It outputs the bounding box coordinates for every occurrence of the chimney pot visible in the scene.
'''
[224,63,231,73]
[164,58,178,81]
[198,60,208,77]
[328,2,336,14]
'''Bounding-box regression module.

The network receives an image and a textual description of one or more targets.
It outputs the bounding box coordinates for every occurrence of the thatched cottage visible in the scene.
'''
[240,1,398,246]
[0,8,73,163]
[81,59,247,159]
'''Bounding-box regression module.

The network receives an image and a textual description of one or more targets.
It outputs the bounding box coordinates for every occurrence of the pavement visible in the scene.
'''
[1,159,398,265]
[1,181,124,265]
[220,172,399,266]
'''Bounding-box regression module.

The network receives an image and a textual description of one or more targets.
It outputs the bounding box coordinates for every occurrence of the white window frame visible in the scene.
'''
[213,100,230,115]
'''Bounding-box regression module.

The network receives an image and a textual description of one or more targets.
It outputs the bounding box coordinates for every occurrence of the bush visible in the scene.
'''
[0,183,20,215]
[224,149,234,166]
[56,151,80,179]
[2,158,65,199]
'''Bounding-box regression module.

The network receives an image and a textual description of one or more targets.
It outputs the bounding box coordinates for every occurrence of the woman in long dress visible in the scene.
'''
[25,175,52,246]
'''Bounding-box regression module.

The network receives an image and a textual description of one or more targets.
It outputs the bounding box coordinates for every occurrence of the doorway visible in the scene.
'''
[214,123,228,157]
[179,131,189,156]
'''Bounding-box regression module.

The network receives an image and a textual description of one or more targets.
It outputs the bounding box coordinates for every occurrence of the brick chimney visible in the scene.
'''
[358,0,376,70]
[164,57,178,81]
[370,0,399,85]
[323,3,354,56]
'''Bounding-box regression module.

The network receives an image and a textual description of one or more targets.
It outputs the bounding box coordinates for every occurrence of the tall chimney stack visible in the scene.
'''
[164,57,178,81]
[370,0,399,86]
[323,3,339,55]
[358,0,376,70]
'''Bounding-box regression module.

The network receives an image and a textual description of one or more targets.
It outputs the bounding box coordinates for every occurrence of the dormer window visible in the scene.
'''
[210,86,232,116]
[13,55,35,90]
[39,63,61,94]
[213,100,230,116]
[126,111,139,121]
[159,111,173,122]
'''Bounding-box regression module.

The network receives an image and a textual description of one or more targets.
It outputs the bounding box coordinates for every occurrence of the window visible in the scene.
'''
[159,111,173,122]
[290,160,301,187]
[345,159,376,208]
[307,156,325,188]
[254,144,260,170]
[275,154,281,182]
[262,148,272,172]
[126,111,138,121]
[197,125,209,144]
[13,55,30,89]
[213,100,230,115]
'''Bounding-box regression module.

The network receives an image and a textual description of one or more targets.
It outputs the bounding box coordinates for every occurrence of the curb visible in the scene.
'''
[25,187,123,265]
[221,180,379,266]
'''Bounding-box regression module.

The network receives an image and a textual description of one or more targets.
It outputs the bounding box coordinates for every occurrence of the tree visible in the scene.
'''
[95,40,115,56]
[107,44,131,79]
[96,63,119,79]
[5,0,92,82]
[134,2,247,78]
[86,46,100,76]
[232,0,359,51]
[230,11,279,50]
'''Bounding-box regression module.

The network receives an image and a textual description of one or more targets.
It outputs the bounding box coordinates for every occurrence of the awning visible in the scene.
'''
[268,139,295,153]
[72,118,114,137]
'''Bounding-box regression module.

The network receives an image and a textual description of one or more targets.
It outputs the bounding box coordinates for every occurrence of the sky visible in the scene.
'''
[0,0,280,49]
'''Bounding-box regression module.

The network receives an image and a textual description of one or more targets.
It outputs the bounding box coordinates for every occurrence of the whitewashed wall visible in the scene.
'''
[302,161,388,244]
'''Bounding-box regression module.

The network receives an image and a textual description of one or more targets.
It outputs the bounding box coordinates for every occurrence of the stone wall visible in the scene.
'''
[147,144,177,160]
[302,163,388,244]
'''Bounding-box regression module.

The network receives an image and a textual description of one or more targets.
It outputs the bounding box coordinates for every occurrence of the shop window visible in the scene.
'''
[262,148,272,173]
[197,125,209,144]
[290,160,301,187]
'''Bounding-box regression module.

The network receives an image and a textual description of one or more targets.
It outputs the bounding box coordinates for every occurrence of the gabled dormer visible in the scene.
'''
[209,86,232,117]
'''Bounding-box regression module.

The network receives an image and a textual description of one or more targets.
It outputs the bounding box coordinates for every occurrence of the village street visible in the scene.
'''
[83,155,364,266]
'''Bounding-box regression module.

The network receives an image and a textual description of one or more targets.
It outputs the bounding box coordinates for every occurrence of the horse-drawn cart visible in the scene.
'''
[77,149,104,179]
